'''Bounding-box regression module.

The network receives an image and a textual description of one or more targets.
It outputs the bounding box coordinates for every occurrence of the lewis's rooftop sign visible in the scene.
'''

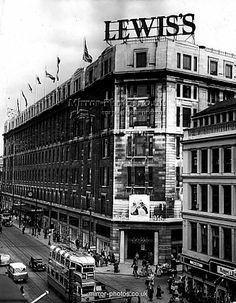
[105,13,195,41]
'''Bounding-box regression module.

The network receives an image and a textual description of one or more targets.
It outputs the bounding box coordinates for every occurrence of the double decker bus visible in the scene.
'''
[48,244,96,302]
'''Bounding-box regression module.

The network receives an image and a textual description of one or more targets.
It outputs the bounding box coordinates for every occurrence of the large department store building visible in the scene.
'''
[182,99,236,301]
[2,36,236,263]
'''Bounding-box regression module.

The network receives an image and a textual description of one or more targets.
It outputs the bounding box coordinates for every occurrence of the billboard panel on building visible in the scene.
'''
[129,194,150,221]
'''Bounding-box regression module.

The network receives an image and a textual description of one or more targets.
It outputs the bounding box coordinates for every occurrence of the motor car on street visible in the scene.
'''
[4,220,13,227]
[7,262,28,282]
[29,255,46,271]
[0,253,11,266]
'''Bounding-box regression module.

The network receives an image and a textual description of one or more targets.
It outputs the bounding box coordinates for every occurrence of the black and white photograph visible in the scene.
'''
[0,0,236,302]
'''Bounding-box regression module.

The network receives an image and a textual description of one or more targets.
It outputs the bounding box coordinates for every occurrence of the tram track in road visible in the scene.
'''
[0,226,64,303]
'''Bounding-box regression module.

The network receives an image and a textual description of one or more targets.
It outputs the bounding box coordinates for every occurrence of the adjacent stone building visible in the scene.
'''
[182,99,236,301]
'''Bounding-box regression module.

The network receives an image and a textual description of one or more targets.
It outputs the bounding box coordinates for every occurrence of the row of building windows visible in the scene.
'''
[191,146,233,174]
[5,138,110,167]
[4,186,112,216]
[3,165,110,187]
[176,84,235,104]
[190,222,232,261]
[193,110,236,128]
[190,184,233,215]
[7,107,113,156]
[177,52,235,79]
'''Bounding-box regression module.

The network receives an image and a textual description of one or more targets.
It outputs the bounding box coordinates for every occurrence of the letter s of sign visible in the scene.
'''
[105,21,116,41]
[182,13,196,35]
[166,15,179,36]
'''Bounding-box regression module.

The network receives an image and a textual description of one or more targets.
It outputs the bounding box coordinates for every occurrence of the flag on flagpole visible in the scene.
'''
[83,39,92,63]
[45,70,56,82]
[36,75,41,84]
[17,99,20,115]
[28,83,33,92]
[21,90,28,108]
[7,107,16,118]
[7,107,13,118]
[56,57,60,81]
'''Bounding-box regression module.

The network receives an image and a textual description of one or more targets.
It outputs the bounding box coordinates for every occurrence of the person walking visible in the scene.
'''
[133,262,139,278]
[147,283,154,301]
[168,276,174,294]
[156,284,163,299]
[75,238,80,249]
[20,286,25,296]
[22,225,26,234]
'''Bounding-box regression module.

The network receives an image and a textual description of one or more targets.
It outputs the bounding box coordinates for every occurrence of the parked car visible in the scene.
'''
[4,220,13,227]
[8,262,28,282]
[0,213,12,224]
[29,256,46,271]
[0,253,11,266]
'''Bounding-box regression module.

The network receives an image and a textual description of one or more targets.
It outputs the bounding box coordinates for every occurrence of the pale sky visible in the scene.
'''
[1,0,236,153]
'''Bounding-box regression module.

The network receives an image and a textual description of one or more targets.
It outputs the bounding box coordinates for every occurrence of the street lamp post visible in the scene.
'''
[88,207,92,249]
[27,191,36,236]
[18,200,22,228]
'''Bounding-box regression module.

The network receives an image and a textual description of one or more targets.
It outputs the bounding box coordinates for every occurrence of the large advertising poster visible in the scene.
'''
[129,194,150,221]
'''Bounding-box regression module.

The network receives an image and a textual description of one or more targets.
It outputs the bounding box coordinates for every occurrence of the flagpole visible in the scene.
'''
[56,57,58,103]
[56,56,60,103]
[35,76,37,104]
[44,67,47,102]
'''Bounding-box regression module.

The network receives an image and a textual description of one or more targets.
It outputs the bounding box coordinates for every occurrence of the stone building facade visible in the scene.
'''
[2,38,236,263]
[182,99,236,301]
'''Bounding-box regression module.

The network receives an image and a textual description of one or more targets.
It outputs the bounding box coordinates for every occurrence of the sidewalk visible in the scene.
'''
[12,219,60,248]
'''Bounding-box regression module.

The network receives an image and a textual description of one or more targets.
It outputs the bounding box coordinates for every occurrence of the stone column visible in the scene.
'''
[119,230,125,263]
[232,146,236,174]
[208,224,212,256]
[154,231,159,265]
[207,148,211,174]
[208,185,212,213]
[219,226,223,259]
[232,229,236,263]
[219,147,223,174]
[232,186,236,216]
[219,185,223,214]
[197,149,201,174]
[197,223,201,252]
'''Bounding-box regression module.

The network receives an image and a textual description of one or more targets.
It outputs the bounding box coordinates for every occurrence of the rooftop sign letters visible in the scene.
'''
[105,13,195,41]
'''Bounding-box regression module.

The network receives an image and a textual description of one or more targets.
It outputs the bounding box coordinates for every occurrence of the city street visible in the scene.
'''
[0,221,178,303]
[0,223,64,303]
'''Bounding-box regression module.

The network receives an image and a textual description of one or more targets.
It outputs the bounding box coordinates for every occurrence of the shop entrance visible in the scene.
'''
[127,230,154,263]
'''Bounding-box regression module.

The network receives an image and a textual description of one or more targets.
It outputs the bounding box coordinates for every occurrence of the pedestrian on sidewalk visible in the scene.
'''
[133,263,139,278]
[37,226,41,236]
[75,238,80,249]
[147,283,154,301]
[22,225,26,234]
[155,264,162,277]
[156,284,163,299]
[114,260,119,273]
[20,286,25,296]
[168,275,174,294]
[131,254,138,268]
